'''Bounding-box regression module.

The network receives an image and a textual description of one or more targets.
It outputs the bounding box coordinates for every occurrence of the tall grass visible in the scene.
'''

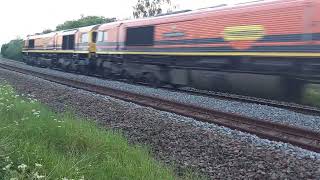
[302,84,320,107]
[0,84,192,180]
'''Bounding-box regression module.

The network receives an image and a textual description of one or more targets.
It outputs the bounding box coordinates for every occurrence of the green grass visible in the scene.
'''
[302,84,320,107]
[0,84,197,180]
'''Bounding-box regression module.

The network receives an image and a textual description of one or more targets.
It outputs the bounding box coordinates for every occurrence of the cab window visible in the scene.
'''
[126,26,154,46]
[97,31,109,42]
[103,32,108,41]
[97,32,104,42]
[81,33,88,43]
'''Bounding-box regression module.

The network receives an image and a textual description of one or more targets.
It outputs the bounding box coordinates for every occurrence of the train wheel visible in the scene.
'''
[144,73,161,88]
[170,84,181,89]
[78,65,89,75]
[62,65,71,72]
[48,63,55,69]
[102,68,113,79]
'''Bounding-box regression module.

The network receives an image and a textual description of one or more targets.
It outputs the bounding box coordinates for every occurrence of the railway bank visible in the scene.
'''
[0,84,185,180]
[0,62,319,179]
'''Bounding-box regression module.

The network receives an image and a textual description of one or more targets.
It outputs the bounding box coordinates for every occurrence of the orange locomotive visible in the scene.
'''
[23,0,320,95]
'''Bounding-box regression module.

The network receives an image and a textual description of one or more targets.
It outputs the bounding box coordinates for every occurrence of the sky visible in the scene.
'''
[0,0,246,46]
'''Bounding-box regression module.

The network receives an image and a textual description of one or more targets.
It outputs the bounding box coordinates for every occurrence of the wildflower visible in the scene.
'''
[79,176,85,180]
[18,163,27,171]
[33,111,41,117]
[35,163,43,167]
[5,156,10,162]
[57,126,62,128]
[3,163,12,170]
[62,178,69,180]
[34,172,45,179]
[9,178,18,180]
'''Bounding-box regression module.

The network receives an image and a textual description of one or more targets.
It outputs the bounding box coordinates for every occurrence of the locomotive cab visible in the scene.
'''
[23,35,35,50]
[76,25,100,53]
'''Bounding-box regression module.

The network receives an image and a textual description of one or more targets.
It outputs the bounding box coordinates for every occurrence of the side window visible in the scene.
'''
[28,39,35,48]
[97,32,104,42]
[81,33,88,43]
[97,31,108,42]
[62,35,75,50]
[103,32,108,41]
[126,26,154,46]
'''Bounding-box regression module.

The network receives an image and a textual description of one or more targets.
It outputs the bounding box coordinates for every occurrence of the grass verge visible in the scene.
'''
[0,83,196,180]
[302,84,320,107]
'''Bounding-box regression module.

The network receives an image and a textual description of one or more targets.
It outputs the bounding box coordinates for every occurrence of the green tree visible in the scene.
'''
[133,0,174,18]
[42,29,53,34]
[56,16,116,31]
[0,39,24,61]
[1,43,9,57]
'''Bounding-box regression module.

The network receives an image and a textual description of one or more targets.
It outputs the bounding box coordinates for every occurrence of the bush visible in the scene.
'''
[1,39,24,61]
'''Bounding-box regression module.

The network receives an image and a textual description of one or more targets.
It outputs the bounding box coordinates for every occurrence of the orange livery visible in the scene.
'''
[22,0,320,94]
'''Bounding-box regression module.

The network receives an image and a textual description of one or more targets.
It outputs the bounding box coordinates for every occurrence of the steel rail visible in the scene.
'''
[171,88,320,116]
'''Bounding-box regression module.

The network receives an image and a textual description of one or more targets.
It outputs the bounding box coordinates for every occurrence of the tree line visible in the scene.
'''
[1,0,174,61]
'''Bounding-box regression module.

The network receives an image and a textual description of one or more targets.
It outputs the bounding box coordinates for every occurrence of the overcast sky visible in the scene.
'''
[0,0,246,46]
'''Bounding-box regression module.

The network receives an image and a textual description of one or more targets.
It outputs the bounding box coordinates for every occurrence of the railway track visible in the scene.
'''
[3,58,320,116]
[174,87,320,116]
[0,61,320,153]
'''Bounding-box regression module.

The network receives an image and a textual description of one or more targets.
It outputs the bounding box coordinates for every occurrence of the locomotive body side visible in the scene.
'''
[24,33,57,51]
[311,0,320,44]
[21,0,320,95]
[117,0,319,56]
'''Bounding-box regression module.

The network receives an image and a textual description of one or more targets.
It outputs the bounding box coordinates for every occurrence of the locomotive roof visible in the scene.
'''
[26,25,100,40]
[26,0,311,39]
[27,32,57,40]
[77,25,100,33]
[121,0,307,26]
[96,0,309,30]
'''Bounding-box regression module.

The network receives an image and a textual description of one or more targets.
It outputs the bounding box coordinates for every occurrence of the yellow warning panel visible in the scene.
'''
[223,25,265,41]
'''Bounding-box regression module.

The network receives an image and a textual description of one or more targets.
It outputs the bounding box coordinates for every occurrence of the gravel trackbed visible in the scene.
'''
[0,66,319,179]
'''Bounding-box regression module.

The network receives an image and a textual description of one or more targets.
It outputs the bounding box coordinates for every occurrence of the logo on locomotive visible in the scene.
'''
[223,25,265,50]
